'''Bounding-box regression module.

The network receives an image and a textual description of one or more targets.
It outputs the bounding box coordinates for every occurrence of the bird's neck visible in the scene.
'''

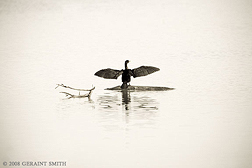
[125,63,128,70]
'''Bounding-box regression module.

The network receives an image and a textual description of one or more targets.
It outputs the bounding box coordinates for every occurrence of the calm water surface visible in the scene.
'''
[1,0,252,167]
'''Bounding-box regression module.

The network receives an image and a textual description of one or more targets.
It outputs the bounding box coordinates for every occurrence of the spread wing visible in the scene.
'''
[94,68,123,79]
[132,66,160,78]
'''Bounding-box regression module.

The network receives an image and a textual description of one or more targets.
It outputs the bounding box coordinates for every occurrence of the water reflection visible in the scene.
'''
[96,90,159,132]
[97,90,159,112]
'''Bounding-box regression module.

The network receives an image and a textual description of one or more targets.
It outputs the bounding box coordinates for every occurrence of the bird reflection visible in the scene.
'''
[122,90,131,110]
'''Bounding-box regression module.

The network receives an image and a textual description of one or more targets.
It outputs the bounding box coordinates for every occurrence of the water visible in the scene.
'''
[1,0,252,167]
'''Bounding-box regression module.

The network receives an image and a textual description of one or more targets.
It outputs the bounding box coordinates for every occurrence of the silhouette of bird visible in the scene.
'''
[94,60,160,89]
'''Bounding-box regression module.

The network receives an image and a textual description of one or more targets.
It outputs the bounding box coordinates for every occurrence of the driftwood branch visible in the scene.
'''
[55,83,95,91]
[55,84,95,98]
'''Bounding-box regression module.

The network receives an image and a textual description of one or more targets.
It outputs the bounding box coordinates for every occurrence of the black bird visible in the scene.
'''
[94,60,160,89]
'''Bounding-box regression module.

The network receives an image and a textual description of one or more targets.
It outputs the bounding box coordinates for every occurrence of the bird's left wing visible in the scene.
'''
[94,68,123,79]
[131,66,160,78]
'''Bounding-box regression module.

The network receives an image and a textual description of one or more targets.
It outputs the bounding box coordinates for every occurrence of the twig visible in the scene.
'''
[55,83,95,91]
[56,84,95,98]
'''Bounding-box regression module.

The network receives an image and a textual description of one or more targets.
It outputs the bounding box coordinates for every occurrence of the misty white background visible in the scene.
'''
[0,0,252,167]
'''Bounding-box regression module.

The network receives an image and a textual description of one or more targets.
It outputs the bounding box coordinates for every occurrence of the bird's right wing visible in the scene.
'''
[94,68,123,79]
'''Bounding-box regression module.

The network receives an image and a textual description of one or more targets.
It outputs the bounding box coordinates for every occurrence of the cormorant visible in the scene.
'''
[94,60,160,89]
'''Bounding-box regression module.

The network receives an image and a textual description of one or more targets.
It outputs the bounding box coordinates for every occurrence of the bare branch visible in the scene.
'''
[55,84,95,91]
[56,84,95,98]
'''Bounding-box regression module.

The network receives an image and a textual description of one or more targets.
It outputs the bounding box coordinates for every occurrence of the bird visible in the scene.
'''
[94,60,160,89]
